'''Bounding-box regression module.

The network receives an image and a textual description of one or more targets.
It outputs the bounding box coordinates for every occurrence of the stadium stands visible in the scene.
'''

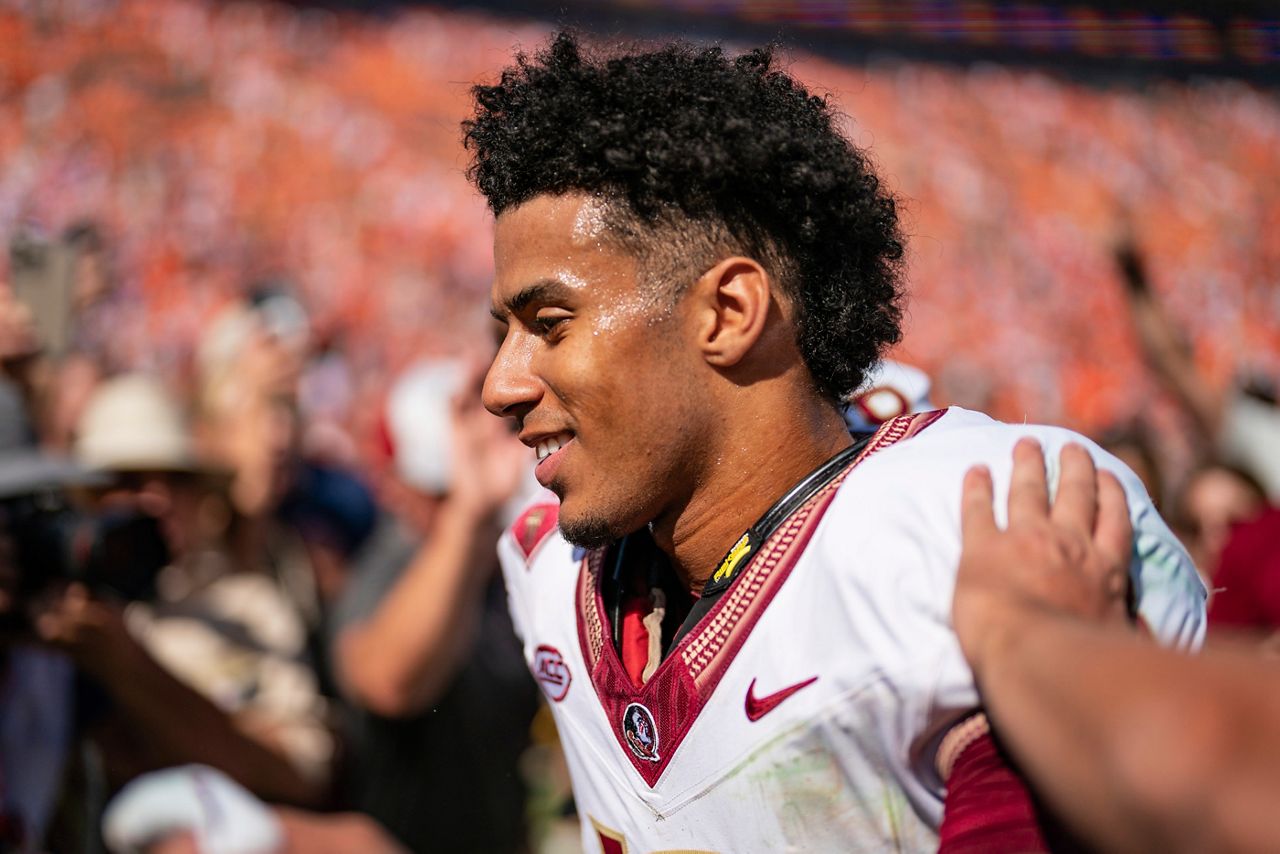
[1,0,1276,442]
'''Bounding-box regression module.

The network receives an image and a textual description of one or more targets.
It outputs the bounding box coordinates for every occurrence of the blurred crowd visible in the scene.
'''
[0,282,543,851]
[0,1,1277,852]
[2,1,1278,443]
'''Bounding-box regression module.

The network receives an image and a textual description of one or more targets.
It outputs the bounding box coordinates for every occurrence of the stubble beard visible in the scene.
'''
[557,511,628,550]
[556,482,664,550]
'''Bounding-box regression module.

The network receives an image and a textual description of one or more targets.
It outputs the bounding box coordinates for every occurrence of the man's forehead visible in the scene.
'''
[490,194,643,312]
[494,193,613,255]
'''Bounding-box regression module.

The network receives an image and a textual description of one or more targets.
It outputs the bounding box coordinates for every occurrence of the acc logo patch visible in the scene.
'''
[533,645,572,702]
[622,702,660,762]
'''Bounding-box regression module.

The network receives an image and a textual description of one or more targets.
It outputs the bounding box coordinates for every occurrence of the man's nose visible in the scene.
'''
[482,334,541,419]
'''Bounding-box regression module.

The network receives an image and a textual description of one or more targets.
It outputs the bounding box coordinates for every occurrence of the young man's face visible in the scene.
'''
[484,193,709,547]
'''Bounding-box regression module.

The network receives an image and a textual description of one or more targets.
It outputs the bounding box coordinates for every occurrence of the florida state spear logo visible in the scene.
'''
[622,702,660,762]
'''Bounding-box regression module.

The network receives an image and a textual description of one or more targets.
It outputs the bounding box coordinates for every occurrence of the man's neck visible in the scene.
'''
[649,400,853,594]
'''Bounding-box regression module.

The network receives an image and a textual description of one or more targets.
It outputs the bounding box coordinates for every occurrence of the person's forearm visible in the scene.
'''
[973,610,1280,854]
[1126,294,1221,441]
[102,641,327,807]
[338,504,500,717]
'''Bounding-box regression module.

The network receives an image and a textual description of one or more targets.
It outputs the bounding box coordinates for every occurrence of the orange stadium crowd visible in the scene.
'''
[2,0,1278,445]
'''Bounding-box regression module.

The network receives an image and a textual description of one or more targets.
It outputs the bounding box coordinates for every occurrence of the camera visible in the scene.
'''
[2,490,170,625]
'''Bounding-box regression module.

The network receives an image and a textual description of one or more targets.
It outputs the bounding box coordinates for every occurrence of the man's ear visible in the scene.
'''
[690,257,774,368]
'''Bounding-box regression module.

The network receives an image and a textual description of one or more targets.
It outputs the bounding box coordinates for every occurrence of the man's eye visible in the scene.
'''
[533,312,569,336]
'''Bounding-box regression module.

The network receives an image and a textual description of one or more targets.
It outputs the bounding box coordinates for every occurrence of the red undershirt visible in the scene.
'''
[938,733,1050,852]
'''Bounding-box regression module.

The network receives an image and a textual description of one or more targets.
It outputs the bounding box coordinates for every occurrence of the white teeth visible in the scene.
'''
[535,435,567,461]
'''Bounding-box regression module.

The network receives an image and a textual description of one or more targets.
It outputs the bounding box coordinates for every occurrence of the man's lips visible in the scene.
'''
[529,433,574,487]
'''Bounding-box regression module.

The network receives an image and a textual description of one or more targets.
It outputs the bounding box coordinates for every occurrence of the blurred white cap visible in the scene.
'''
[102,764,283,854]
[385,359,463,494]
[843,360,934,433]
[76,374,199,472]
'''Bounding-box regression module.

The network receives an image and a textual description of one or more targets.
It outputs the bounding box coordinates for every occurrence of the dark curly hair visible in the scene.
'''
[464,32,906,402]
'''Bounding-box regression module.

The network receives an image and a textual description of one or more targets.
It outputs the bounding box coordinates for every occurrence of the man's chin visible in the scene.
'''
[557,513,620,550]
[556,497,637,550]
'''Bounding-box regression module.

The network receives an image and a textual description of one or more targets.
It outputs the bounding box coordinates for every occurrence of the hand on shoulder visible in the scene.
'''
[953,439,1134,678]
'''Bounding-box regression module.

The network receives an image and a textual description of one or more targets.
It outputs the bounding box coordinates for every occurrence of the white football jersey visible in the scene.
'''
[498,408,1206,854]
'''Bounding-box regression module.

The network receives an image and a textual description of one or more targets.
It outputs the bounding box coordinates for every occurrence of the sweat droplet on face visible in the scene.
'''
[549,267,658,336]
[570,197,611,246]
[553,195,678,333]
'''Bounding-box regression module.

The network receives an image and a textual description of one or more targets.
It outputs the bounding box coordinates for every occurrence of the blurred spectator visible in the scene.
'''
[37,374,335,815]
[192,297,341,683]
[1097,422,1165,509]
[329,358,538,854]
[194,293,379,701]
[0,377,101,852]
[195,297,306,521]
[1206,506,1280,641]
[1110,235,1279,613]
[4,221,131,457]
[1115,239,1280,501]
[1171,461,1268,580]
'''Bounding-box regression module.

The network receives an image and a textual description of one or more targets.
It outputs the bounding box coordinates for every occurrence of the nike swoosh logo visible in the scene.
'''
[745,676,819,722]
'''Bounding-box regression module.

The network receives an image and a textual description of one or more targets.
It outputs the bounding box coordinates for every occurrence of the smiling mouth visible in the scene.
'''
[534,433,574,462]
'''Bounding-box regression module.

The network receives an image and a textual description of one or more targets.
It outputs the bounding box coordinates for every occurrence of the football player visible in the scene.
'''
[473,34,1205,852]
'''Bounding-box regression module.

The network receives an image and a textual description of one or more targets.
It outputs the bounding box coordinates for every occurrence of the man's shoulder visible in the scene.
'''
[862,407,1105,462]
[816,406,1146,573]
[841,407,1144,502]
[829,407,1206,649]
[828,407,1170,537]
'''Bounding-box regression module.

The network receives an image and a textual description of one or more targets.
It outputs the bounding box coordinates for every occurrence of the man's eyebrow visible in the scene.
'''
[490,280,572,320]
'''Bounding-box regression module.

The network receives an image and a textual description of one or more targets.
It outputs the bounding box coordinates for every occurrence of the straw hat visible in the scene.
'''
[75,374,202,473]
